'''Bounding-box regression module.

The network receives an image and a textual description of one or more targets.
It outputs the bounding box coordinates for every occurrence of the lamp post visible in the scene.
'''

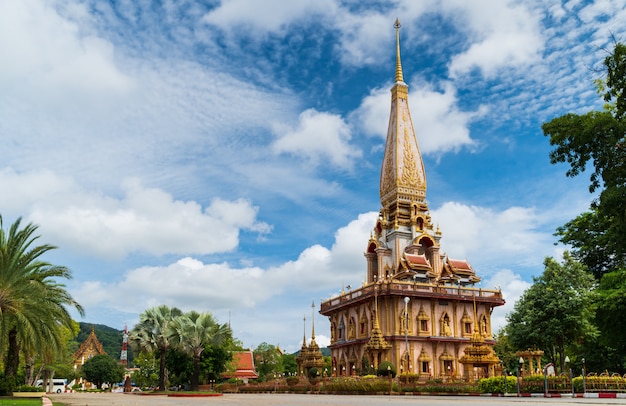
[582,358,586,394]
[387,365,392,394]
[404,296,410,376]
[517,357,523,396]
[503,368,508,395]
[565,356,573,396]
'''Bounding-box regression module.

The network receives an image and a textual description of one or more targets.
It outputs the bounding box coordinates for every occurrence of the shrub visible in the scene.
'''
[15,385,44,392]
[477,376,517,394]
[377,361,396,378]
[308,367,319,379]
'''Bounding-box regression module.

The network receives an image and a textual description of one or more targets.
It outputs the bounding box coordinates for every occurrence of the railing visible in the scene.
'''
[321,281,503,312]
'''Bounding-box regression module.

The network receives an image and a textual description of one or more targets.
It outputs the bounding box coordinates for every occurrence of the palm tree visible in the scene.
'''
[167,311,231,391]
[0,216,84,387]
[130,305,183,391]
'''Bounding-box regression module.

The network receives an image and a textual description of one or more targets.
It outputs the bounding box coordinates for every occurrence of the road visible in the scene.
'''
[48,392,626,406]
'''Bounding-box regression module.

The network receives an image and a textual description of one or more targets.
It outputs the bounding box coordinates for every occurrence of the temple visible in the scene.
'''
[319,19,504,381]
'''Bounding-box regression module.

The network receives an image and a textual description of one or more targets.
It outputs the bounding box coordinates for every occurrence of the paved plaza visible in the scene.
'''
[49,392,626,406]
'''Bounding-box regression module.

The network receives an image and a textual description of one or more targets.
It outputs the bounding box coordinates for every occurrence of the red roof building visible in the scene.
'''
[223,350,258,383]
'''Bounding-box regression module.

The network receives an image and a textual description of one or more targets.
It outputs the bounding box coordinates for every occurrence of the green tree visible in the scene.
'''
[0,216,83,393]
[281,353,297,376]
[131,351,159,389]
[542,43,626,278]
[166,311,231,391]
[254,342,282,380]
[506,253,596,371]
[594,269,626,372]
[82,354,124,390]
[129,305,183,391]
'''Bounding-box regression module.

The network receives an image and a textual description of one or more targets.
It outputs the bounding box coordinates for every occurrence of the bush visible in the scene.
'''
[478,376,517,394]
[377,361,396,378]
[0,376,16,396]
[322,377,392,392]
[15,385,44,392]
[308,367,319,379]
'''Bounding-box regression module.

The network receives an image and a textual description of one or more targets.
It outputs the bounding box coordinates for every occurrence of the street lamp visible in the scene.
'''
[582,358,586,394]
[503,367,508,395]
[404,297,410,374]
[517,357,523,396]
[387,365,392,394]
[565,356,573,396]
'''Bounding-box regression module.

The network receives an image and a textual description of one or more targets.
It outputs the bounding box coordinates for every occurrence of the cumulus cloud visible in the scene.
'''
[483,269,531,333]
[444,0,545,78]
[73,212,378,313]
[352,81,483,154]
[432,201,552,269]
[0,169,270,259]
[272,108,362,169]
[0,0,130,94]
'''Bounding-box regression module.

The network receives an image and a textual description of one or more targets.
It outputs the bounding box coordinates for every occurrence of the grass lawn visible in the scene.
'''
[0,398,43,406]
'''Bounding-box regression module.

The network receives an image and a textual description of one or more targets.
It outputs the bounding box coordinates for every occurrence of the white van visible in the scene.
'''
[35,379,67,393]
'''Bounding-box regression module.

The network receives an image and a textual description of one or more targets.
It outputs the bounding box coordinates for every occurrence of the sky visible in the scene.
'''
[1,0,624,355]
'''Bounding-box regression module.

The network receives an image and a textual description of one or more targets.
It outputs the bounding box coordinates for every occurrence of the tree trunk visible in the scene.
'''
[191,354,200,391]
[4,328,20,381]
[158,347,167,391]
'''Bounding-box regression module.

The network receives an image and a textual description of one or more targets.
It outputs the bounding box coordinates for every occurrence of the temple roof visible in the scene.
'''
[72,327,106,362]
[223,350,259,379]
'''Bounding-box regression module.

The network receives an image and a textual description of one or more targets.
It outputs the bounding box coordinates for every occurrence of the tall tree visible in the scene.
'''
[0,216,83,391]
[166,311,231,391]
[129,305,183,391]
[542,42,626,277]
[506,253,596,371]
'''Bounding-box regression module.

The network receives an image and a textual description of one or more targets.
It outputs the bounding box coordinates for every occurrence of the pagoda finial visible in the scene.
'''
[311,299,316,340]
[394,18,404,83]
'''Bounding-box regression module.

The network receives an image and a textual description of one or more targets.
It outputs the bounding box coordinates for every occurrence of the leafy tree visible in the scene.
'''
[542,42,626,278]
[506,253,596,371]
[594,269,626,372]
[281,353,297,376]
[0,216,83,393]
[129,305,182,391]
[166,311,231,391]
[254,342,282,380]
[82,354,124,390]
[131,351,159,389]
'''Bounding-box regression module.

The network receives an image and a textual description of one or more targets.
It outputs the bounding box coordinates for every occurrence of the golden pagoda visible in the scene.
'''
[296,301,325,377]
[320,19,504,380]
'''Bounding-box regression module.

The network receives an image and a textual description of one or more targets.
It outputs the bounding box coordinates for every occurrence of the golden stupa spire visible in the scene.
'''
[394,18,404,83]
[311,299,316,340]
[379,18,427,226]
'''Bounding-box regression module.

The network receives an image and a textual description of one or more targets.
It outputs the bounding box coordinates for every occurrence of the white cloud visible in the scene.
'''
[0,170,270,259]
[272,108,362,169]
[483,269,531,333]
[73,211,378,313]
[352,81,483,154]
[202,0,336,34]
[431,201,554,271]
[0,0,130,94]
[444,0,544,78]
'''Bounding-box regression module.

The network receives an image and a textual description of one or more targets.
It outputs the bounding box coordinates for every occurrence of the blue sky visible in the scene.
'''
[1,0,624,354]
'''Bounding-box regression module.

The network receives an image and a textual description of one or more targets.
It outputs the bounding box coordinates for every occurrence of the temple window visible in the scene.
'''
[421,361,429,374]
[338,319,345,341]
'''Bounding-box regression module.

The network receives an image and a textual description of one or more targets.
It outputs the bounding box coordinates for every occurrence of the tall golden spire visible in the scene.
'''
[379,19,427,228]
[311,300,316,341]
[394,18,404,83]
